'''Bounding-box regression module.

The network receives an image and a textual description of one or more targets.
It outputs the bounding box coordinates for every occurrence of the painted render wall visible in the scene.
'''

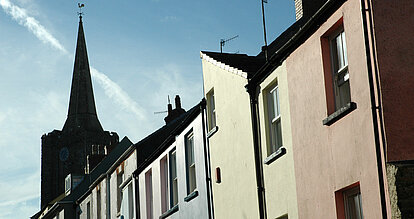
[79,195,92,219]
[258,61,299,219]
[78,150,137,219]
[138,114,209,219]
[370,0,414,162]
[286,0,385,218]
[201,57,259,219]
[110,150,137,219]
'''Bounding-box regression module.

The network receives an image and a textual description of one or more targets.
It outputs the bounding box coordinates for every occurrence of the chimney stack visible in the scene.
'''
[164,95,186,124]
[294,0,328,20]
[175,95,182,109]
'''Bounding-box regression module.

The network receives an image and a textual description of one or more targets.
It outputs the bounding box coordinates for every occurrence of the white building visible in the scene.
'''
[33,98,213,219]
[135,98,213,219]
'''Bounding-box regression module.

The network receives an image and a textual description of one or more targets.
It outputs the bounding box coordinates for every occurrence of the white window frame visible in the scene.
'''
[120,180,134,219]
[266,83,283,156]
[185,131,197,194]
[169,149,178,208]
[207,89,216,131]
[330,29,351,110]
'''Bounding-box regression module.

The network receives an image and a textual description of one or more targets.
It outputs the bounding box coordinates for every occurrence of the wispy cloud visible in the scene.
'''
[0,1,148,217]
[0,0,67,53]
[91,67,147,120]
[0,0,146,122]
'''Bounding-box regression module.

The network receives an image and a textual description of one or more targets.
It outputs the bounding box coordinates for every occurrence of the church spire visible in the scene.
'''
[63,15,103,132]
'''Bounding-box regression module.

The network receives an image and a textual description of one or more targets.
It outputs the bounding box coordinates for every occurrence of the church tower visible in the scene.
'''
[40,15,119,208]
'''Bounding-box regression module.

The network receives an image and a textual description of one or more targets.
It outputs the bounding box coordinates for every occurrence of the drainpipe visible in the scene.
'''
[200,99,215,219]
[106,173,111,219]
[246,85,267,219]
[133,172,140,219]
[360,0,388,218]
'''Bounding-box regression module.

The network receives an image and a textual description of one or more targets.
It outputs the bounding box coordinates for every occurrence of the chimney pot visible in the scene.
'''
[294,0,328,20]
[175,95,181,109]
[168,103,173,113]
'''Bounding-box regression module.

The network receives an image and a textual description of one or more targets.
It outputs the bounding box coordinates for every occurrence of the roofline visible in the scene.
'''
[247,0,346,89]
[200,52,249,79]
[133,99,206,175]
[76,142,135,204]
[34,201,64,219]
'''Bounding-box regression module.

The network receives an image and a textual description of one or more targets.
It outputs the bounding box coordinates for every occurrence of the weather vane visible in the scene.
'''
[78,3,85,17]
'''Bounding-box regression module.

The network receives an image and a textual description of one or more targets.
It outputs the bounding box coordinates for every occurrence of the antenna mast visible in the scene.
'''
[220,35,239,53]
[261,0,269,61]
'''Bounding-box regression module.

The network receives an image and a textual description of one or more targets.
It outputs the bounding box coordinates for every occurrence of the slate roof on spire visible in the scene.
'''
[63,16,103,132]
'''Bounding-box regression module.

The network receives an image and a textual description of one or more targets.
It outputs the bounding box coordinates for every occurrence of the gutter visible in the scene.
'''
[133,172,141,219]
[134,100,205,175]
[360,0,388,217]
[248,0,346,88]
[76,143,135,204]
[106,173,111,219]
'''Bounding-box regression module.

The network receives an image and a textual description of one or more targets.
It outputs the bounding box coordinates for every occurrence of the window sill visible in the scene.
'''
[184,190,199,202]
[207,126,218,138]
[264,147,286,165]
[159,205,179,219]
[323,102,357,126]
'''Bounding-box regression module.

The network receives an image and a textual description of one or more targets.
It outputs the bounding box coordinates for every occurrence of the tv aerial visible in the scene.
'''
[154,96,170,115]
[220,35,239,53]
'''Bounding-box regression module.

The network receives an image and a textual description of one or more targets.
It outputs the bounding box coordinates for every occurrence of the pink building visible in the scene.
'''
[246,0,414,218]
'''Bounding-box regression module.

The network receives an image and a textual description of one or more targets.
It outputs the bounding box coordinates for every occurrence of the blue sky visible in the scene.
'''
[0,0,295,217]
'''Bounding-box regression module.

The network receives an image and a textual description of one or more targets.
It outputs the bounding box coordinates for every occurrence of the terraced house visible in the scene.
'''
[33,0,414,218]
[202,0,414,218]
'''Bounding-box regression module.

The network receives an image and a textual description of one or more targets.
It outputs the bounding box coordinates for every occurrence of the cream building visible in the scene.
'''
[201,51,299,219]
[256,61,298,219]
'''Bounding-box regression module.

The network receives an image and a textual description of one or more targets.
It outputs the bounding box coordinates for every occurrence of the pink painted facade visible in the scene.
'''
[285,0,387,218]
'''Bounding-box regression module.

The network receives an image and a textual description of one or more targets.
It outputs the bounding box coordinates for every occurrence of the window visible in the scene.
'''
[169,149,178,207]
[343,187,363,219]
[207,89,216,130]
[330,29,350,110]
[121,182,134,219]
[160,156,168,213]
[265,83,283,155]
[185,131,197,194]
[86,201,91,219]
[97,187,101,219]
[117,170,124,213]
[145,170,153,219]
[321,20,356,125]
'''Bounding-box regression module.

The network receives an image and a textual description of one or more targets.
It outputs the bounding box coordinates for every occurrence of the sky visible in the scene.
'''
[0,0,295,218]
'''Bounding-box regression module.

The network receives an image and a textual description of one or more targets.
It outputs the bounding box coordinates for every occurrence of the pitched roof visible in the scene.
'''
[249,0,346,87]
[63,16,103,132]
[32,136,133,218]
[66,100,204,203]
[61,136,133,203]
[201,51,265,78]
[201,0,346,87]
[135,100,204,173]
[257,18,307,58]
